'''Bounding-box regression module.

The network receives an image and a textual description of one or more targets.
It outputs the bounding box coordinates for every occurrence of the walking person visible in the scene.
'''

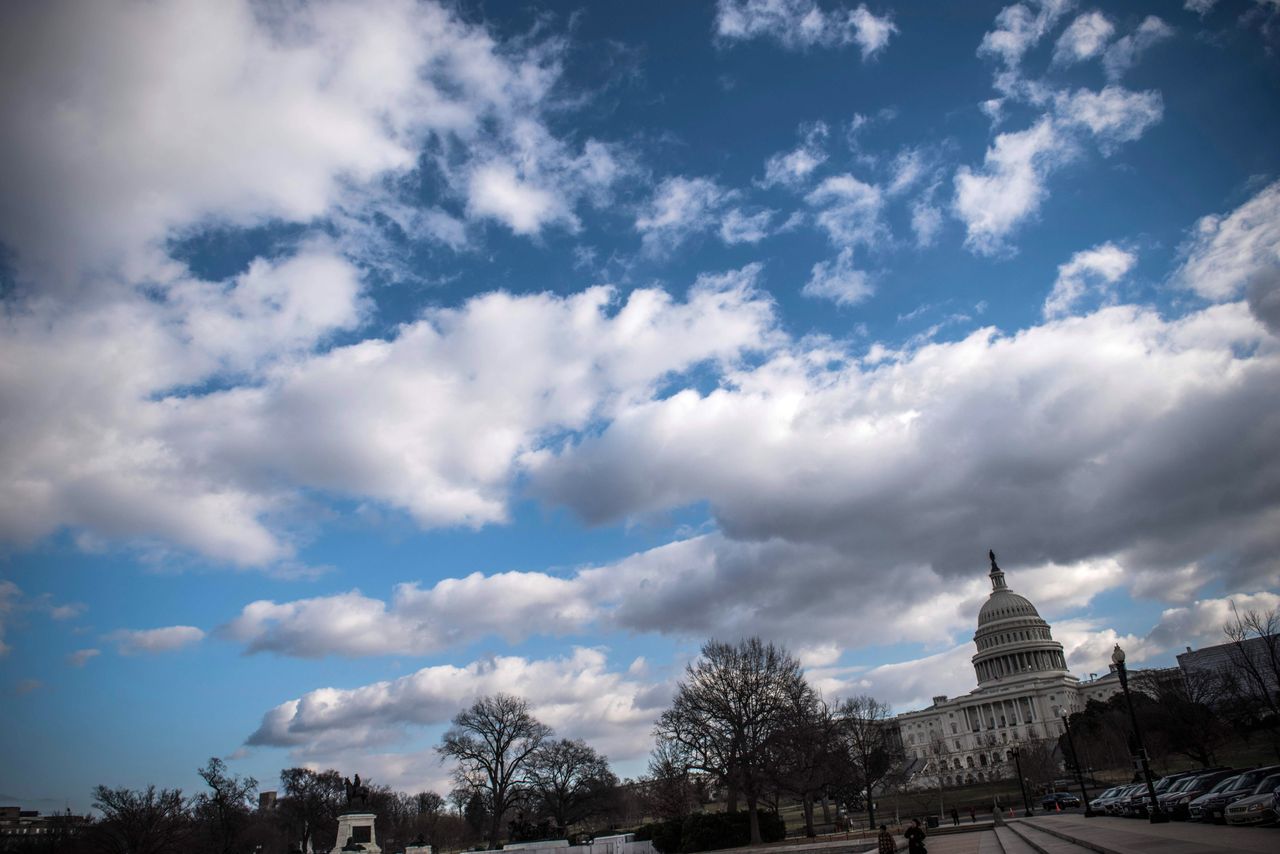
[968,806,976,824]
[904,818,927,854]
[950,807,959,826]
[877,824,897,854]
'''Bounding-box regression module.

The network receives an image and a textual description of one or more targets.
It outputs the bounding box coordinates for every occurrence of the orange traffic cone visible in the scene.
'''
[1055,801,1062,813]
[1008,808,1014,819]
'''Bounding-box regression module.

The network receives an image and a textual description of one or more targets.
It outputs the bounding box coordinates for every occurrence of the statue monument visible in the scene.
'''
[331,773,381,854]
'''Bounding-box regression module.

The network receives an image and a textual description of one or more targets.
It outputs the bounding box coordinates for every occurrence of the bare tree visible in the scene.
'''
[1220,604,1280,756]
[528,738,618,833]
[654,637,808,845]
[767,683,841,837]
[643,741,701,821]
[437,693,552,848]
[278,768,345,853]
[193,757,257,854]
[91,785,189,854]
[835,695,902,831]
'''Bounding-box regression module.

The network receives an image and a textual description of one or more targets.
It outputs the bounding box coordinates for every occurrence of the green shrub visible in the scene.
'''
[698,810,785,852]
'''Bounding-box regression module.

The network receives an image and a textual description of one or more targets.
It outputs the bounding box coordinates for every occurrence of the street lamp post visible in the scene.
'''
[1057,709,1094,817]
[1111,644,1168,823]
[1010,747,1033,816]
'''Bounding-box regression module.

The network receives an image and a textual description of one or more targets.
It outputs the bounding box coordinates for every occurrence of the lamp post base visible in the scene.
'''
[1148,811,1169,824]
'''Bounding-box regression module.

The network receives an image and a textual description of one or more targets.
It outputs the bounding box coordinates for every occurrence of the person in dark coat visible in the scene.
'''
[904,818,927,854]
[950,807,959,826]
[877,824,897,854]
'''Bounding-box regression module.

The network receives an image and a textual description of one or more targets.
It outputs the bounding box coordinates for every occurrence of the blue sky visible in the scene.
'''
[1,0,1279,812]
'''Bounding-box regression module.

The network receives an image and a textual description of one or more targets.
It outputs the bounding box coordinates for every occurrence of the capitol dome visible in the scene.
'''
[971,551,1068,685]
[977,590,1042,627]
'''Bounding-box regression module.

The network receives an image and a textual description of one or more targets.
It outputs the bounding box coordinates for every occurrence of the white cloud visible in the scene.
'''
[715,1,898,59]
[803,248,874,305]
[1043,242,1137,318]
[1053,86,1163,151]
[532,300,1280,600]
[467,162,572,236]
[955,87,1161,254]
[1145,592,1280,650]
[0,0,612,289]
[0,263,775,566]
[635,177,730,253]
[1053,11,1115,65]
[224,573,594,658]
[720,208,776,244]
[1102,16,1173,80]
[1173,180,1280,333]
[761,122,830,188]
[978,0,1075,70]
[806,174,886,247]
[246,647,668,764]
[1185,0,1217,14]
[68,648,101,668]
[910,197,945,248]
[107,625,205,655]
[954,118,1066,255]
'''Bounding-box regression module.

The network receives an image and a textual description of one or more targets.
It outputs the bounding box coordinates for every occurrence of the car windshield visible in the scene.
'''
[1167,777,1195,794]
[1251,773,1280,795]
[1205,776,1239,795]
[1232,768,1277,791]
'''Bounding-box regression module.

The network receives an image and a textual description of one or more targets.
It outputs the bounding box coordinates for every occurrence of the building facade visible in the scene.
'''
[894,554,1124,787]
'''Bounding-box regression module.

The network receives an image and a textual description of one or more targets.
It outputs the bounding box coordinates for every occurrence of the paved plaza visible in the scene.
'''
[856,814,1280,854]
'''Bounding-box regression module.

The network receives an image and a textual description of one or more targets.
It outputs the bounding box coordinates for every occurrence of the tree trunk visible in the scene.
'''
[802,795,815,837]
[487,807,502,850]
[820,794,830,824]
[747,793,761,845]
[726,780,739,813]
[866,784,876,831]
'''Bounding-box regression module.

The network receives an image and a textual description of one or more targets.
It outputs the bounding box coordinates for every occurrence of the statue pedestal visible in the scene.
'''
[332,813,380,854]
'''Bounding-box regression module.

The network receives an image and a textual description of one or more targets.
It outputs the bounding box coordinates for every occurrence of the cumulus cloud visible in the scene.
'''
[0,0,615,289]
[955,87,1162,254]
[802,248,874,305]
[1043,242,1137,318]
[106,625,205,655]
[1146,591,1280,650]
[715,1,898,59]
[720,208,776,244]
[1102,16,1173,80]
[1053,11,1115,65]
[1053,87,1164,151]
[635,177,730,253]
[224,573,593,658]
[0,265,775,566]
[978,0,1075,70]
[1173,180,1280,333]
[246,647,668,763]
[532,300,1280,598]
[806,174,887,247]
[761,122,830,188]
[954,119,1067,255]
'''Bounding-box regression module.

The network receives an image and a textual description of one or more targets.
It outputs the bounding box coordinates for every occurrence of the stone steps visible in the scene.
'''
[1003,822,1097,854]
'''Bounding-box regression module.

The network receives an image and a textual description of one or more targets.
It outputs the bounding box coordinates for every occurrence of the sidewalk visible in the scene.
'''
[1011,813,1280,854]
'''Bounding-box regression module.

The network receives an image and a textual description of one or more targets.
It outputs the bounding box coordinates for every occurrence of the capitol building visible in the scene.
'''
[894,553,1125,787]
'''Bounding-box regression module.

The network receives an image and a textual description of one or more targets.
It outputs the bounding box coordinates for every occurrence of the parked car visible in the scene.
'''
[1196,766,1280,823]
[1089,786,1125,814]
[1189,775,1243,822]
[1041,791,1081,810]
[1104,784,1144,816]
[1124,771,1205,818]
[1163,769,1238,820]
[1224,772,1280,826]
